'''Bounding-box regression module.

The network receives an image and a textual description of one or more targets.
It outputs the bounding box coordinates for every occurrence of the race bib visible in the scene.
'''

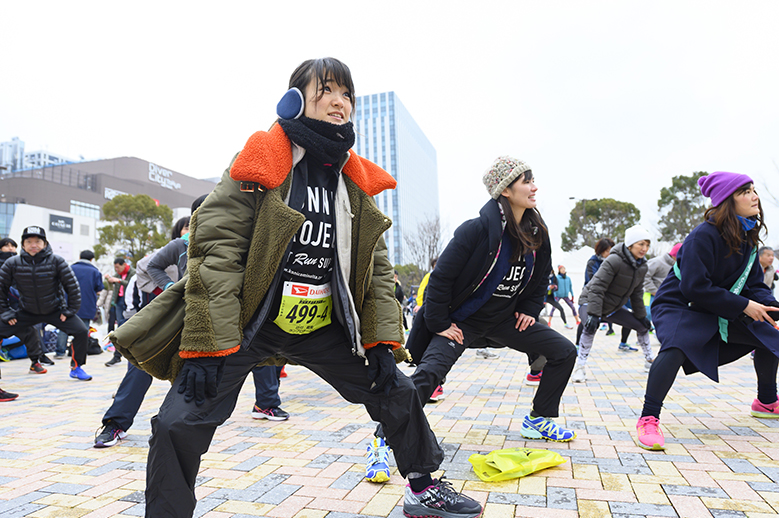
[273,281,332,335]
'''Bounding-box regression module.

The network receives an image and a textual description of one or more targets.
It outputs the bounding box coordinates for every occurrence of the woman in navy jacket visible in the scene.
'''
[409,156,577,442]
[636,172,779,450]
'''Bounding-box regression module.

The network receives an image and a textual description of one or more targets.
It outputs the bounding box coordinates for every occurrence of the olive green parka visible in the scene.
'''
[110,124,405,381]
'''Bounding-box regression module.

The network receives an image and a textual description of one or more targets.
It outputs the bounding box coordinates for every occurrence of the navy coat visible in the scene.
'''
[653,221,778,382]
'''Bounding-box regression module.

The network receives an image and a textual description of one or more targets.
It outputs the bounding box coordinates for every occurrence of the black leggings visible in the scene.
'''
[544,295,567,324]
[642,346,779,418]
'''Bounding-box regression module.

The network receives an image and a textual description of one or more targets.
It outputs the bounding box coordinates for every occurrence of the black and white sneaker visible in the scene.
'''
[251,405,290,421]
[39,354,55,366]
[403,477,482,518]
[94,420,127,448]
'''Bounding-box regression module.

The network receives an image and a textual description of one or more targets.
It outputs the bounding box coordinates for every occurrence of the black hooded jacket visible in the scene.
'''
[424,199,552,334]
[0,243,81,320]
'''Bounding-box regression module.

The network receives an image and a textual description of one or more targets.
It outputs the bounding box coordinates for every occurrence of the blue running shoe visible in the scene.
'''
[365,437,391,483]
[70,366,93,381]
[618,343,638,352]
[520,415,576,442]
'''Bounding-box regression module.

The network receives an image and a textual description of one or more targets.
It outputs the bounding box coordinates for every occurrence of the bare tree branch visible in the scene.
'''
[403,214,444,270]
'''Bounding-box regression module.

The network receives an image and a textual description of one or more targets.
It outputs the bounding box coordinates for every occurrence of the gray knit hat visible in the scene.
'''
[483,156,531,199]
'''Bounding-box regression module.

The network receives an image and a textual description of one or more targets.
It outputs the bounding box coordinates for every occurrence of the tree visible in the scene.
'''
[561,198,641,251]
[394,263,424,298]
[403,214,445,270]
[98,194,173,265]
[657,171,708,242]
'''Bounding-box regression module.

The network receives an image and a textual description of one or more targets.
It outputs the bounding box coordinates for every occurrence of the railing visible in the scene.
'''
[1,164,98,192]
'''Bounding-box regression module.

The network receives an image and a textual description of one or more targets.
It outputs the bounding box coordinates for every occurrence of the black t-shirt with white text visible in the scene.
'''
[466,257,528,326]
[270,157,340,334]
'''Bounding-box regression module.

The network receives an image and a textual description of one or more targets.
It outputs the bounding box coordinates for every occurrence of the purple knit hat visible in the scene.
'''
[698,171,753,207]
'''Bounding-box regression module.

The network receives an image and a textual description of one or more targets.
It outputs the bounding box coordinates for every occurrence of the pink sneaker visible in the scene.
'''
[428,385,444,403]
[751,398,779,418]
[636,416,665,450]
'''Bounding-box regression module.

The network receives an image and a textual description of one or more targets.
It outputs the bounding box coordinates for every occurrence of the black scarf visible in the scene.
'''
[278,117,355,165]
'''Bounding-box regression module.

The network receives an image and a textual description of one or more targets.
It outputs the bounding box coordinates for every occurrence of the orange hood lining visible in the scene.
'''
[229,123,396,197]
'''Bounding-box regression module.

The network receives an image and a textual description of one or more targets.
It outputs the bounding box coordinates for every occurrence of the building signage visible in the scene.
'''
[49,214,73,234]
[105,187,128,200]
[149,162,181,190]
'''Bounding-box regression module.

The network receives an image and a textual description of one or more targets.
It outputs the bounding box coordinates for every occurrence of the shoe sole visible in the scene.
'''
[751,410,779,419]
[520,427,577,442]
[0,397,18,402]
[94,431,127,448]
[637,441,665,451]
[251,413,289,421]
[70,375,93,381]
[525,381,540,386]
[403,503,483,518]
[29,370,47,374]
[365,471,390,483]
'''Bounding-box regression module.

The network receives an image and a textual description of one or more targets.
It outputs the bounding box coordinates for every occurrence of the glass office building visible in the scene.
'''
[354,92,439,266]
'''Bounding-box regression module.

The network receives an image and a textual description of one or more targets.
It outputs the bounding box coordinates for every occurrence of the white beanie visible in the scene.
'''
[624,225,651,247]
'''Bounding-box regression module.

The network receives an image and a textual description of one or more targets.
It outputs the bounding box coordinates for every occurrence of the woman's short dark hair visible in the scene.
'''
[171,216,191,241]
[0,237,17,249]
[704,182,765,255]
[288,58,355,119]
[594,238,615,257]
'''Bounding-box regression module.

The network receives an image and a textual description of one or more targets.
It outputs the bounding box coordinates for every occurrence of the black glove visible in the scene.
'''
[584,315,601,334]
[640,317,652,331]
[366,343,399,396]
[177,356,226,406]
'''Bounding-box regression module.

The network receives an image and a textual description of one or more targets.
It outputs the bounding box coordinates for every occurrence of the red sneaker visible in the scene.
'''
[636,416,665,450]
[0,388,18,401]
[279,366,288,378]
[428,385,444,403]
[29,362,47,374]
[526,371,542,386]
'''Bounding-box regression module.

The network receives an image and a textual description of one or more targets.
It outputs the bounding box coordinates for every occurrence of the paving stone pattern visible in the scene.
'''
[0,321,778,517]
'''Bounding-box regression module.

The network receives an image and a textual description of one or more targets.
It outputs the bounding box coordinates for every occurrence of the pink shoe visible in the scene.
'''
[636,416,665,450]
[751,398,779,418]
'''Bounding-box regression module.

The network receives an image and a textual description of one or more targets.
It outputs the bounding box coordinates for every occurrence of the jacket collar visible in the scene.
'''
[479,199,505,251]
[229,123,397,196]
[20,243,52,263]
[613,242,644,269]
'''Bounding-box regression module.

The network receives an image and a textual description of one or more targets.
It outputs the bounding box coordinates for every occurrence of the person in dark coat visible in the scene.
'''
[0,226,92,380]
[389,156,577,445]
[54,249,104,357]
[636,172,779,451]
[575,226,653,383]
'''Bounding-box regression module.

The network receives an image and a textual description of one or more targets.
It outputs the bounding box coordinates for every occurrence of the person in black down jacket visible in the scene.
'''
[398,156,577,443]
[0,226,92,380]
[576,225,653,383]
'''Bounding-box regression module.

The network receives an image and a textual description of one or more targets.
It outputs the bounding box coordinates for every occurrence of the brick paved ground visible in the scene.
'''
[0,319,778,517]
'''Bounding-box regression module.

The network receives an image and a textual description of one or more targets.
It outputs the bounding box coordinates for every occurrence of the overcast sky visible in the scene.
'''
[3,1,779,256]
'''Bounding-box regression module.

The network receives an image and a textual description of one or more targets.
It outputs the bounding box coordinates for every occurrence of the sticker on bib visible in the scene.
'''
[274,281,332,335]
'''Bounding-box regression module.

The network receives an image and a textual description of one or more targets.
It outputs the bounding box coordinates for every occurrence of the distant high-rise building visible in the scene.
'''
[0,137,25,172]
[24,149,75,169]
[354,92,438,266]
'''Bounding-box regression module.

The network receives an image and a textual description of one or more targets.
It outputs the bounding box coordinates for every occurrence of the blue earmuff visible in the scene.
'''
[276,87,305,120]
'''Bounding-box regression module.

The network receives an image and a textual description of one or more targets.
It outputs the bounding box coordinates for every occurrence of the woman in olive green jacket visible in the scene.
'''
[121,58,481,518]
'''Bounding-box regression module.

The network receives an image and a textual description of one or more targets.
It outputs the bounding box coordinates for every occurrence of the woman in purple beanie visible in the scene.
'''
[635,172,779,450]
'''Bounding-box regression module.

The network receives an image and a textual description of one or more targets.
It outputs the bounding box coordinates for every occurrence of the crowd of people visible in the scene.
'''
[1,57,778,518]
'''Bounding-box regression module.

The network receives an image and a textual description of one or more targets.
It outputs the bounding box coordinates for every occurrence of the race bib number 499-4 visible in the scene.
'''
[273,281,332,335]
